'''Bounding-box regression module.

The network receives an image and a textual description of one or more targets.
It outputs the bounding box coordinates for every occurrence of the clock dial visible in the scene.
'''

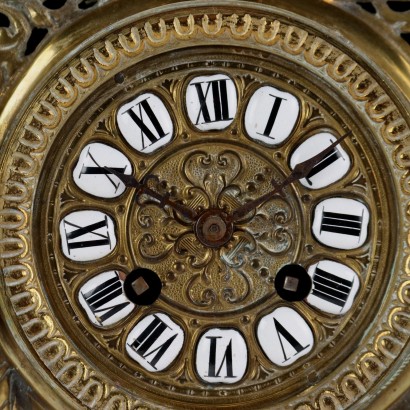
[47,59,381,404]
[0,1,409,409]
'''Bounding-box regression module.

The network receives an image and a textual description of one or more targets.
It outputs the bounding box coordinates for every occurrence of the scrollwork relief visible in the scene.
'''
[133,148,297,311]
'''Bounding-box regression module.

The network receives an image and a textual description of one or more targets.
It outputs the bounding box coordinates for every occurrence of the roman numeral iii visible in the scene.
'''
[312,198,369,249]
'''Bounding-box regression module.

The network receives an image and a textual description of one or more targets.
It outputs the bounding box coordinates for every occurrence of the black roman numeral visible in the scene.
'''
[191,79,232,125]
[312,267,353,310]
[257,94,286,139]
[305,144,342,185]
[129,315,178,369]
[273,318,310,363]
[63,216,112,253]
[320,210,364,238]
[206,336,235,378]
[123,97,169,150]
[81,271,130,324]
[79,148,127,192]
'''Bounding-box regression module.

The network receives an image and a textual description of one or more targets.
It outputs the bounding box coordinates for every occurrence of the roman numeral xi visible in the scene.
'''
[123,97,169,151]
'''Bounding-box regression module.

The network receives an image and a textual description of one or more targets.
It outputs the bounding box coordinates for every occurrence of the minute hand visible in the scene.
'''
[105,167,197,221]
[231,131,352,222]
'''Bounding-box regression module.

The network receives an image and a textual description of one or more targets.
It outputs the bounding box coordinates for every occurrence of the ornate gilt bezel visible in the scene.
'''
[0,1,409,409]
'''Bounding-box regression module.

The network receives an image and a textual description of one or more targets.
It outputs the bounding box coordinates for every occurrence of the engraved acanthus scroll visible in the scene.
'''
[133,148,297,311]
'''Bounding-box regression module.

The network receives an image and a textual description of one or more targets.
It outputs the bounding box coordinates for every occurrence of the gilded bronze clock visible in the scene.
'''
[0,0,409,409]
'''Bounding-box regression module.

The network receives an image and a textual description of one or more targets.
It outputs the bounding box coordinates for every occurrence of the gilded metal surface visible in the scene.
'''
[0,0,409,409]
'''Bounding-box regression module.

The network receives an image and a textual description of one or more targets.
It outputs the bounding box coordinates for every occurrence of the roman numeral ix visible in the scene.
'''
[63,216,112,253]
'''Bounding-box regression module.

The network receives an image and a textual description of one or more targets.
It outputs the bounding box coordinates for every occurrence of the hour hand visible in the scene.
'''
[104,167,142,190]
[104,167,197,222]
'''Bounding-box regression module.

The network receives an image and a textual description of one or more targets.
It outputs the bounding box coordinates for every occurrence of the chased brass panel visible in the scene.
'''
[0,1,409,409]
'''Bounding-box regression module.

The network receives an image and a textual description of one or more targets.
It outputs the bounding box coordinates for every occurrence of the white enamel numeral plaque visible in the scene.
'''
[59,210,117,262]
[257,307,314,366]
[245,85,299,146]
[312,198,370,249]
[196,328,247,384]
[307,260,360,315]
[73,143,132,198]
[117,93,173,154]
[290,133,351,189]
[186,74,237,131]
[78,270,134,327]
[126,313,184,372]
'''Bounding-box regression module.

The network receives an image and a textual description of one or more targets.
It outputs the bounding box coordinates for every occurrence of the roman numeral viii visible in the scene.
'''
[81,271,131,325]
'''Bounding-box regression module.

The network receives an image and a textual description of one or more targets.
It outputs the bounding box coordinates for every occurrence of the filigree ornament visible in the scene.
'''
[133,149,296,311]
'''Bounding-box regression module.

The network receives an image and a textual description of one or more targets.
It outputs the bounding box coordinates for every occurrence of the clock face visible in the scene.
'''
[0,1,409,409]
